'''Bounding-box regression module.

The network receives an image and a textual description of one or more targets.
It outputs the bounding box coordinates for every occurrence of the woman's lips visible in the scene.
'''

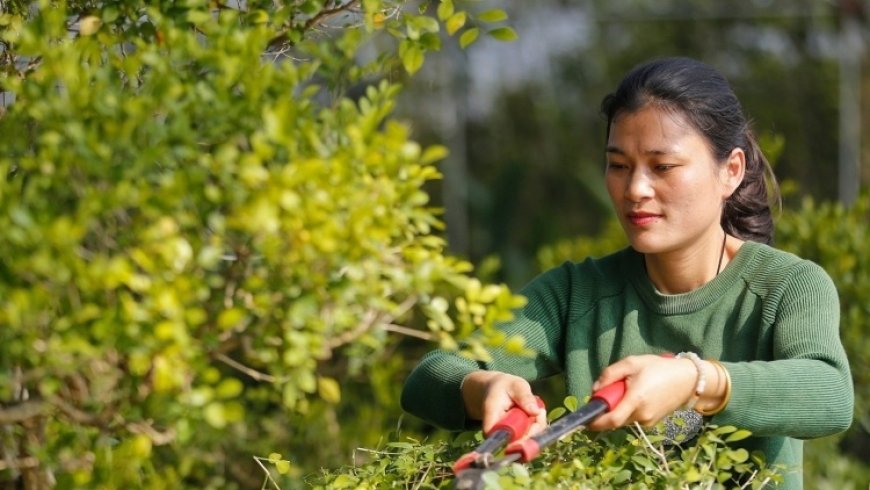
[627,212,662,226]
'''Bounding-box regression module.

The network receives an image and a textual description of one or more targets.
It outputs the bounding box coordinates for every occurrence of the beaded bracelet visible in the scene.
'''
[697,360,732,416]
[676,352,706,410]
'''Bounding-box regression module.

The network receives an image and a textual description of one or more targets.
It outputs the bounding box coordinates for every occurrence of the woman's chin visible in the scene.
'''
[627,237,661,255]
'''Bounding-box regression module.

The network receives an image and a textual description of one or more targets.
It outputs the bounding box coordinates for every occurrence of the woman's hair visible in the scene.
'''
[600,57,780,244]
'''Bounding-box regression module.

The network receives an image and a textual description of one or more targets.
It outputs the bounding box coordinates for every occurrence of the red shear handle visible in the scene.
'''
[486,396,545,441]
[590,379,626,411]
[452,396,546,474]
[505,380,627,463]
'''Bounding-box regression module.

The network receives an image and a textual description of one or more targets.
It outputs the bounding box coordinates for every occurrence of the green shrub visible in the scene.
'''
[310,397,782,489]
[0,1,522,487]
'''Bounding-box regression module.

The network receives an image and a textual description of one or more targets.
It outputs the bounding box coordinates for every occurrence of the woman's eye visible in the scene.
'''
[607,162,627,170]
[655,164,677,172]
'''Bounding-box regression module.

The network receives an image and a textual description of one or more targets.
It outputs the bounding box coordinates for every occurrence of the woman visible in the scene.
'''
[400,57,853,488]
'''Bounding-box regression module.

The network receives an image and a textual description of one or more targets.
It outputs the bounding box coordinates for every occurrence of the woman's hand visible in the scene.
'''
[460,370,548,437]
[588,355,697,431]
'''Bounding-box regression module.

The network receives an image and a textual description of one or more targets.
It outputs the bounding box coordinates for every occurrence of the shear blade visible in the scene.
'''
[453,453,521,490]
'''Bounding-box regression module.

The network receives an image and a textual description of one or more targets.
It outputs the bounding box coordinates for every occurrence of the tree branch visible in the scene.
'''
[382,323,432,341]
[126,421,176,446]
[214,352,287,383]
[266,0,362,51]
[0,456,39,471]
[303,0,362,32]
[0,400,45,424]
[325,295,419,351]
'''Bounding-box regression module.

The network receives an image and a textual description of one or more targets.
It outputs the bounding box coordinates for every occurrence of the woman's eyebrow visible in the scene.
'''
[605,145,679,156]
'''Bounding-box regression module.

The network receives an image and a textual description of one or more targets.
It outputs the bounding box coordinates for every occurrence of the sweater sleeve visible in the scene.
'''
[400,265,572,430]
[712,261,854,438]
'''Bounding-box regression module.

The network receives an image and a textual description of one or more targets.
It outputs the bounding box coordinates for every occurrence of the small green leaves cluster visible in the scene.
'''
[394,1,516,74]
[311,397,781,489]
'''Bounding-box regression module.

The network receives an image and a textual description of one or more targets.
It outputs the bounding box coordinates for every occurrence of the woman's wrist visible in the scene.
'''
[676,352,706,410]
[460,370,492,421]
[675,353,730,416]
[696,360,731,416]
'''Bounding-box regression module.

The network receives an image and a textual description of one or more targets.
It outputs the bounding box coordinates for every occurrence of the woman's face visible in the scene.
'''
[605,105,738,255]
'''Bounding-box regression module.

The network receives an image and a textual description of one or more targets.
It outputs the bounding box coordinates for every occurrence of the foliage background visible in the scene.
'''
[0,0,867,488]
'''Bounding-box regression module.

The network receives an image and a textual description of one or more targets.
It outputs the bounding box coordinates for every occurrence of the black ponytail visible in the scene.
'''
[722,128,781,244]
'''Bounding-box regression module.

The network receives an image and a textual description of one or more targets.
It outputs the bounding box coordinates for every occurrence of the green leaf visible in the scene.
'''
[476,9,508,23]
[459,27,479,48]
[488,26,518,42]
[275,460,291,474]
[419,32,442,51]
[421,144,449,164]
[203,402,227,429]
[728,448,750,463]
[217,308,247,331]
[216,378,244,399]
[79,16,102,36]
[399,40,424,74]
[684,467,702,482]
[185,9,212,24]
[725,429,752,442]
[564,395,578,412]
[416,15,440,34]
[612,469,632,484]
[503,335,526,354]
[446,11,466,36]
[318,376,342,404]
[547,407,566,422]
[437,0,454,21]
[331,474,360,489]
[714,425,738,435]
[300,0,321,15]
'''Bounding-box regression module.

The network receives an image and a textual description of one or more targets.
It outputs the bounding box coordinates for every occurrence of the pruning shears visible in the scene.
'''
[451,380,626,490]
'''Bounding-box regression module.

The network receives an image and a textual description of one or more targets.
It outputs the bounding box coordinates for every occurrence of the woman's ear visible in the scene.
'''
[721,148,746,198]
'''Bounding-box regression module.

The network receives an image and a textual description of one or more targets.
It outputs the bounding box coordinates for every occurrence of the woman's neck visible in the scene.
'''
[644,232,737,294]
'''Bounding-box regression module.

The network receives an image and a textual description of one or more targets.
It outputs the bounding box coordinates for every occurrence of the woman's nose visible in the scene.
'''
[625,169,654,202]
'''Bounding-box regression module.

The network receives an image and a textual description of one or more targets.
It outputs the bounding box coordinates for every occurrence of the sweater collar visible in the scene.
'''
[626,241,763,315]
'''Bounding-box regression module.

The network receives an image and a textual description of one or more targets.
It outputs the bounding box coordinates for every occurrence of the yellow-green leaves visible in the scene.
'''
[488,26,518,41]
[399,39,425,74]
[437,0,454,21]
[78,16,102,36]
[459,27,480,49]
[439,4,516,49]
[446,11,467,35]
[318,376,342,404]
[476,9,508,23]
[0,1,527,487]
[314,421,779,488]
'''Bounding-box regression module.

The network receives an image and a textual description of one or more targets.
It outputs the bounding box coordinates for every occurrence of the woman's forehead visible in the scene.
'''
[609,106,699,144]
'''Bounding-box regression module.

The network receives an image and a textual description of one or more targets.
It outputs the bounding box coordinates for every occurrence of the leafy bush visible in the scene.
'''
[310,397,781,489]
[0,1,522,487]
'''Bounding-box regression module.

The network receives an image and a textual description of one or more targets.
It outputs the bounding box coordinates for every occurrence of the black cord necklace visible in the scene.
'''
[642,231,728,282]
[716,232,727,276]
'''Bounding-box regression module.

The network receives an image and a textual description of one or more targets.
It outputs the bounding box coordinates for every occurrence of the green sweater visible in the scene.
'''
[401,242,853,489]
